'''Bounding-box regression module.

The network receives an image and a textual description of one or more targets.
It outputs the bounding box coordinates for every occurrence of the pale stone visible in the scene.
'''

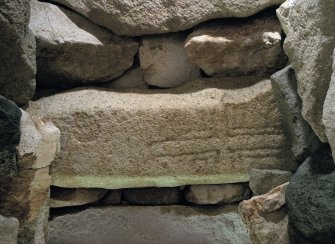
[281,0,335,142]
[29,0,138,88]
[249,169,292,195]
[140,34,199,88]
[186,184,250,205]
[103,68,147,89]
[185,13,286,77]
[271,66,320,162]
[276,0,295,35]
[0,0,36,105]
[239,183,289,244]
[123,187,181,205]
[50,187,108,208]
[17,110,60,169]
[48,205,251,244]
[47,0,284,36]
[28,78,292,189]
[323,49,335,161]
[0,215,19,244]
[101,190,122,205]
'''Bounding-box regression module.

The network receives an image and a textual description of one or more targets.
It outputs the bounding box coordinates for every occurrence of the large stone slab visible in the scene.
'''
[280,0,335,142]
[0,215,19,244]
[29,0,138,89]
[48,205,251,244]
[47,0,285,36]
[28,78,292,189]
[0,0,36,105]
[185,13,286,77]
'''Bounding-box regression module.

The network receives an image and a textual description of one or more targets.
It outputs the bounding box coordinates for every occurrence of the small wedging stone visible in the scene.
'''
[140,33,199,88]
[104,68,147,89]
[280,0,335,142]
[101,190,122,205]
[0,96,22,177]
[29,0,138,89]
[185,13,286,77]
[0,0,36,105]
[0,215,19,244]
[47,0,285,36]
[249,169,292,195]
[186,184,250,205]
[48,205,251,244]
[123,187,181,205]
[286,145,335,243]
[27,78,292,189]
[50,187,108,208]
[271,66,321,162]
[239,183,289,244]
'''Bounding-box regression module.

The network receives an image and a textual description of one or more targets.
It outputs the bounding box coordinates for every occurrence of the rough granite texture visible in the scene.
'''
[0,215,19,244]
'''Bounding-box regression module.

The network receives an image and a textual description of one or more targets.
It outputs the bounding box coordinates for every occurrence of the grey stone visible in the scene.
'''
[29,0,138,89]
[48,205,251,244]
[286,145,335,243]
[0,96,22,177]
[249,169,292,195]
[123,187,181,205]
[186,184,250,205]
[280,0,335,142]
[271,66,320,162]
[47,0,284,36]
[140,33,199,88]
[0,0,36,105]
[104,68,147,89]
[0,215,19,244]
[185,13,286,77]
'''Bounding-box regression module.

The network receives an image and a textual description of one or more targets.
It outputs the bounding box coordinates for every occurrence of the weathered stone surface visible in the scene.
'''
[239,183,289,244]
[0,0,36,105]
[249,169,292,195]
[276,0,295,35]
[186,184,250,205]
[49,205,251,244]
[123,187,181,205]
[104,68,147,89]
[185,13,286,77]
[140,34,199,88]
[101,190,122,205]
[47,0,284,36]
[0,96,22,177]
[280,0,335,142]
[323,50,335,161]
[0,215,19,244]
[29,0,138,89]
[50,187,107,208]
[0,167,51,244]
[28,78,292,189]
[286,146,335,243]
[17,110,60,169]
[271,66,320,162]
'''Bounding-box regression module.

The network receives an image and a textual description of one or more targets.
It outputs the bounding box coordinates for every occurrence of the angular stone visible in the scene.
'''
[280,0,335,142]
[276,0,295,35]
[48,205,251,244]
[101,190,122,205]
[0,96,22,177]
[28,78,292,189]
[239,183,289,244]
[0,0,36,105]
[50,187,108,208]
[286,146,335,243]
[0,167,51,244]
[104,68,147,89]
[47,0,284,36]
[185,13,286,77]
[249,169,292,195]
[17,110,60,169]
[140,34,199,88]
[29,0,138,89]
[0,215,19,244]
[323,49,335,161]
[271,66,320,162]
[186,184,250,205]
[123,187,181,205]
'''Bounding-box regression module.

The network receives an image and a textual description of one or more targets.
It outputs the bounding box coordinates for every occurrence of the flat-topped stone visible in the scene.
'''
[28,78,292,189]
